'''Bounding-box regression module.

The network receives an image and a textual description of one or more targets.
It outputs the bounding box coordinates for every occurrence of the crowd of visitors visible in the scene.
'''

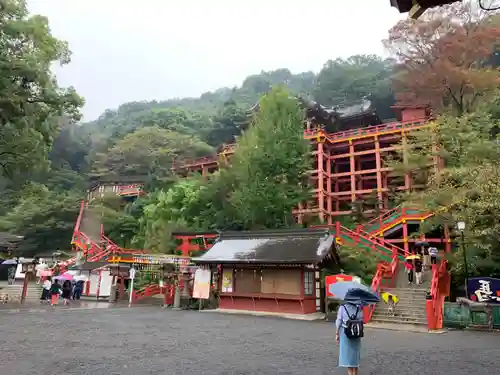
[40,277,85,306]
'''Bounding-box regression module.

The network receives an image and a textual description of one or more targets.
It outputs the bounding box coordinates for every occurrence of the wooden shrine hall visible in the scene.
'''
[192,228,340,315]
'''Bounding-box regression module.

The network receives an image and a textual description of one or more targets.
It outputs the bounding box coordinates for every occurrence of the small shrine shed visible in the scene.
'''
[192,228,340,315]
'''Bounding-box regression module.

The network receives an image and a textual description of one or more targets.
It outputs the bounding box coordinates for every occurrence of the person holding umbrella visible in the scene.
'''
[49,279,62,306]
[329,281,379,375]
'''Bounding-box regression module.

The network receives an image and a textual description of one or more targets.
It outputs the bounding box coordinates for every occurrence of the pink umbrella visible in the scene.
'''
[54,273,73,281]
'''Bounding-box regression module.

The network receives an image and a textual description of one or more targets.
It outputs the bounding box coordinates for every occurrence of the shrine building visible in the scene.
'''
[192,228,340,315]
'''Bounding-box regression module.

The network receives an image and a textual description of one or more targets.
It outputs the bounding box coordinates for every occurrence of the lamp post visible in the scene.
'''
[457,221,469,298]
[128,266,136,307]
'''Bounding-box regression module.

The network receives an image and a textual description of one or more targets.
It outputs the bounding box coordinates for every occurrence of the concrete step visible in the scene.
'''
[387,296,428,302]
[373,306,426,315]
[371,315,428,325]
[372,309,427,319]
[383,287,429,293]
[373,304,427,313]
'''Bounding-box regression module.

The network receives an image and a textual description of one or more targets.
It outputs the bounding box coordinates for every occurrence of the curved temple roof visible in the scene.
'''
[247,96,380,133]
[192,228,339,265]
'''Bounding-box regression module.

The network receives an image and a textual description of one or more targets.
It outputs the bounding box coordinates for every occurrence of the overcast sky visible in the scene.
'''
[28,0,405,121]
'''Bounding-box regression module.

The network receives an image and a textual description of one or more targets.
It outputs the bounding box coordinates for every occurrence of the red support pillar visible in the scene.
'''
[317,140,325,222]
[334,163,340,212]
[349,140,356,204]
[403,217,409,254]
[96,270,102,300]
[402,131,412,191]
[374,136,383,207]
[326,145,332,224]
[84,279,90,296]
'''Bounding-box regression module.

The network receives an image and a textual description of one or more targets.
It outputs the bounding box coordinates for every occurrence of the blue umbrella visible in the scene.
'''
[328,281,379,304]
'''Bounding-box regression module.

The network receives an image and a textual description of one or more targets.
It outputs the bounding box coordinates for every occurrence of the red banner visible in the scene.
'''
[325,274,355,297]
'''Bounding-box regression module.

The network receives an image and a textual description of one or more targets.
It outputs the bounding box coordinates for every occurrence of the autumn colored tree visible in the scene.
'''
[384,3,500,115]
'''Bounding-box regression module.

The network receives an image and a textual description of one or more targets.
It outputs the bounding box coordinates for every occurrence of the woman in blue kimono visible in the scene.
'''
[336,302,363,375]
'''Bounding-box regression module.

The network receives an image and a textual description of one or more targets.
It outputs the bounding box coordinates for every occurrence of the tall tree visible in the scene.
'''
[0,183,81,256]
[0,0,83,178]
[385,3,500,115]
[205,99,247,146]
[227,87,312,229]
[91,126,214,178]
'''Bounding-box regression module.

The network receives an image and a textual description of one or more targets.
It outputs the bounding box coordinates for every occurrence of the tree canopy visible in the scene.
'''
[0,0,83,178]
[385,3,500,115]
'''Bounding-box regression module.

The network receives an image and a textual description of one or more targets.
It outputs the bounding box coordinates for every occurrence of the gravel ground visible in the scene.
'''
[0,306,498,375]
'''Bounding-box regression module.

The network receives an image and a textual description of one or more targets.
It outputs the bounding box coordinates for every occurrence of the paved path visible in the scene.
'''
[0,307,498,374]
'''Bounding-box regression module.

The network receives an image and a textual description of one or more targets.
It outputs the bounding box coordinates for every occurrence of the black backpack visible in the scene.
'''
[343,305,364,339]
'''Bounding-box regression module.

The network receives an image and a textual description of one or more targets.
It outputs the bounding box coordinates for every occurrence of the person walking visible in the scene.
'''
[50,280,62,306]
[415,258,423,285]
[429,247,438,265]
[423,246,430,270]
[73,280,84,300]
[40,277,51,303]
[62,281,72,305]
[336,302,363,375]
[405,260,414,284]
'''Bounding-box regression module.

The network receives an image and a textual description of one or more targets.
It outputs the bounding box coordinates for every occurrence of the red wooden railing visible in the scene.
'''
[73,200,85,237]
[334,222,404,260]
[354,225,409,258]
[364,252,399,323]
[361,205,402,232]
[426,260,447,330]
[132,284,165,302]
[176,118,429,171]
[303,118,428,141]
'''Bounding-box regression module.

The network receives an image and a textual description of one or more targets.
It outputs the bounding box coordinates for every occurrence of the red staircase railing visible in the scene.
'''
[354,225,408,258]
[364,252,399,323]
[334,222,408,260]
[426,260,447,330]
[361,205,402,233]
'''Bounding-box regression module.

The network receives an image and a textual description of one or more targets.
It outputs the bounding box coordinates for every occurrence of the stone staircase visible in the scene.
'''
[0,283,43,304]
[25,283,43,302]
[370,264,432,327]
[0,284,22,303]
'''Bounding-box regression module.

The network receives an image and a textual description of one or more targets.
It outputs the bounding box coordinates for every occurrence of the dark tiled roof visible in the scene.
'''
[0,232,23,247]
[192,228,338,265]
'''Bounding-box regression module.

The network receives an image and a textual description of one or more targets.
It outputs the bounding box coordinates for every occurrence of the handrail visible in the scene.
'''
[429,259,447,329]
[327,118,428,141]
[362,205,402,229]
[132,284,163,302]
[177,118,429,170]
[364,252,399,323]
[100,234,147,255]
[73,200,85,237]
[355,225,409,258]
[339,224,399,259]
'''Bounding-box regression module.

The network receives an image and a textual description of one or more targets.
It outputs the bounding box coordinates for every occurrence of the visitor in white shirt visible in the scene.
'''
[40,278,51,303]
[429,247,438,265]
